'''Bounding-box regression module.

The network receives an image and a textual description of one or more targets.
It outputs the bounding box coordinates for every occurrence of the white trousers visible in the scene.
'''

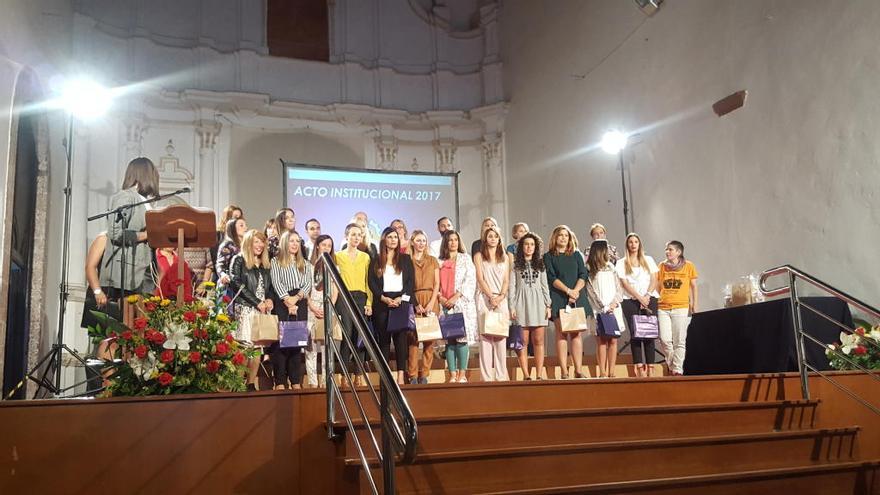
[305,340,325,386]
[658,308,691,374]
[479,335,509,382]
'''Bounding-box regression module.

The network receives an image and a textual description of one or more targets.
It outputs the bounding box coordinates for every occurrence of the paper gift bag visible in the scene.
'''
[279,320,310,348]
[416,314,442,342]
[250,312,280,345]
[597,312,621,338]
[312,316,342,341]
[507,324,523,350]
[439,312,466,340]
[387,303,417,333]
[559,305,588,333]
[480,310,510,337]
[632,314,659,339]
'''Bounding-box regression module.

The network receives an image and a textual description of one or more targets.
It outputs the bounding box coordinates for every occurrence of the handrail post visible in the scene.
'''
[380,383,395,494]
[788,270,811,400]
[325,261,337,440]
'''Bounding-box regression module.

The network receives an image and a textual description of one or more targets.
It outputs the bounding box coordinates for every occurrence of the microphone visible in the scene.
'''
[176,187,192,194]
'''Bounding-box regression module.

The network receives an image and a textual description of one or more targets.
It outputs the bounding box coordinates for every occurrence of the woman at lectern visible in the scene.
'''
[100,157,160,295]
[368,227,416,385]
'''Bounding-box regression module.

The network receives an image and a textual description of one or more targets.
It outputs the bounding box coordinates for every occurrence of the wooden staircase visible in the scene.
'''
[335,376,880,494]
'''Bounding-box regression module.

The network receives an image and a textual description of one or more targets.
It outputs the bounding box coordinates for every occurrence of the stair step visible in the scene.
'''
[341,400,821,454]
[350,428,862,494]
[478,460,880,495]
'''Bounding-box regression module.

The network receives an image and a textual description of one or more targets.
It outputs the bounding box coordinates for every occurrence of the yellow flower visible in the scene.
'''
[149,296,161,302]
[160,299,172,307]
[216,314,230,323]
[202,281,216,288]
[126,295,140,304]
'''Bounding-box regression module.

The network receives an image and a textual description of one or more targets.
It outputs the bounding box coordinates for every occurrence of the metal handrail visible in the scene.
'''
[320,253,418,494]
[759,264,880,416]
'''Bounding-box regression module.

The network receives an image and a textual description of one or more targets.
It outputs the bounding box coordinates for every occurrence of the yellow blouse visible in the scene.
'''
[334,250,373,306]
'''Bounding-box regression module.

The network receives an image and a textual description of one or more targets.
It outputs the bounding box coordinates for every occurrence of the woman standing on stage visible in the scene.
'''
[100,157,160,295]
[407,230,440,384]
[474,226,510,382]
[390,219,412,255]
[307,234,337,387]
[509,232,551,380]
[586,240,625,378]
[270,230,312,389]
[471,216,498,258]
[438,230,477,383]
[616,233,659,377]
[268,208,295,258]
[657,240,699,376]
[216,217,247,285]
[335,223,373,385]
[229,229,275,391]
[544,225,590,379]
[506,222,529,260]
[369,227,416,385]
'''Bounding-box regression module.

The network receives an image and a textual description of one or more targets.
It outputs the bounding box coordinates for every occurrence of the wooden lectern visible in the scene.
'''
[146,205,217,307]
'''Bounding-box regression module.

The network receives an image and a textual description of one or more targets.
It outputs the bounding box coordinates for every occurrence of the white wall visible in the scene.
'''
[501,0,880,309]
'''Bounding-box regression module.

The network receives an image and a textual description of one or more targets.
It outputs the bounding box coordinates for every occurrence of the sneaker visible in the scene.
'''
[458,376,468,383]
[409,378,418,385]
[418,377,429,385]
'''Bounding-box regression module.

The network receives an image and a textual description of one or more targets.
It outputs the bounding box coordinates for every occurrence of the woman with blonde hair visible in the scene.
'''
[471,216,498,257]
[616,233,659,377]
[408,229,440,384]
[270,230,313,389]
[543,225,590,379]
[229,229,275,391]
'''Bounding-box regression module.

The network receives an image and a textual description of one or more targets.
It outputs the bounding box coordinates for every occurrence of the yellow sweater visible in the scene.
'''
[335,250,373,306]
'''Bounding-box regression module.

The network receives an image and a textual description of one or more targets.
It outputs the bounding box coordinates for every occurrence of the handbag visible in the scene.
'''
[387,302,417,334]
[279,320,310,348]
[632,310,659,339]
[356,320,376,349]
[480,310,510,337]
[596,312,622,338]
[508,324,523,350]
[559,305,588,333]
[312,316,343,341]
[439,312,466,339]
[416,314,442,342]
[250,312,280,345]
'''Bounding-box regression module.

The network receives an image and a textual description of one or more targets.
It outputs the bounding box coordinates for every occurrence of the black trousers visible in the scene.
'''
[338,290,369,374]
[270,298,308,387]
[621,297,658,365]
[372,291,409,375]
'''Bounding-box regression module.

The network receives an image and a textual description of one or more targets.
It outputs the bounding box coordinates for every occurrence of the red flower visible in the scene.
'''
[120,330,133,341]
[158,372,174,386]
[215,342,229,357]
[160,349,175,363]
[183,311,197,322]
[197,309,209,319]
[108,331,118,339]
[222,295,232,304]
[232,352,245,366]
[133,317,148,330]
[225,333,234,343]
[856,328,866,336]
[144,302,157,312]
[151,332,167,345]
[134,345,148,359]
[854,346,868,356]
[206,360,220,374]
[184,294,194,303]
[189,351,202,363]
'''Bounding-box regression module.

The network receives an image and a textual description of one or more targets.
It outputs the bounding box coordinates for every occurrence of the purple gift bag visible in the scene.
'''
[439,312,466,340]
[596,313,621,338]
[279,320,310,348]
[507,324,523,350]
[632,314,659,339]
[387,303,416,334]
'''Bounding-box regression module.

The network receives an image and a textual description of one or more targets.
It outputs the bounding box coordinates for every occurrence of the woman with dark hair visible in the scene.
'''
[229,229,275,391]
[438,230,477,383]
[369,227,416,384]
[269,208,295,258]
[616,233,659,377]
[306,234,337,387]
[657,240,699,376]
[544,225,590,379]
[390,219,412,255]
[474,226,510,382]
[586,240,625,378]
[216,217,247,285]
[509,232,551,380]
[100,157,160,295]
[270,230,312,389]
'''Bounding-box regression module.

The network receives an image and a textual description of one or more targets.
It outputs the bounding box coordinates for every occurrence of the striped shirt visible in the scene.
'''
[270,257,313,300]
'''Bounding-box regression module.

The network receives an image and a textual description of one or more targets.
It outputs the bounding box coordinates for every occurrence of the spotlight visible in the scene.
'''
[600,130,628,155]
[59,78,114,120]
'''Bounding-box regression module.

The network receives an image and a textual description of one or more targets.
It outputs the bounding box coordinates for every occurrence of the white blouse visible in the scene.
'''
[615,255,659,298]
[383,265,403,292]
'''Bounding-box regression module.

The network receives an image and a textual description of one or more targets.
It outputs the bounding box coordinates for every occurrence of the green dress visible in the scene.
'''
[543,251,591,319]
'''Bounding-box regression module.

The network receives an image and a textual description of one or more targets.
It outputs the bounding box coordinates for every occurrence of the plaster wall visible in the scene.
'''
[500,0,880,309]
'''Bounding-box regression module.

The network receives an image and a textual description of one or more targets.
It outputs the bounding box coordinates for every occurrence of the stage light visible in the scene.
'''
[600,130,628,155]
[59,78,114,120]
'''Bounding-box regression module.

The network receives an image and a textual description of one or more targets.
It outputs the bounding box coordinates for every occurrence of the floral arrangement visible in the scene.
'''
[88,282,256,396]
[826,320,880,371]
